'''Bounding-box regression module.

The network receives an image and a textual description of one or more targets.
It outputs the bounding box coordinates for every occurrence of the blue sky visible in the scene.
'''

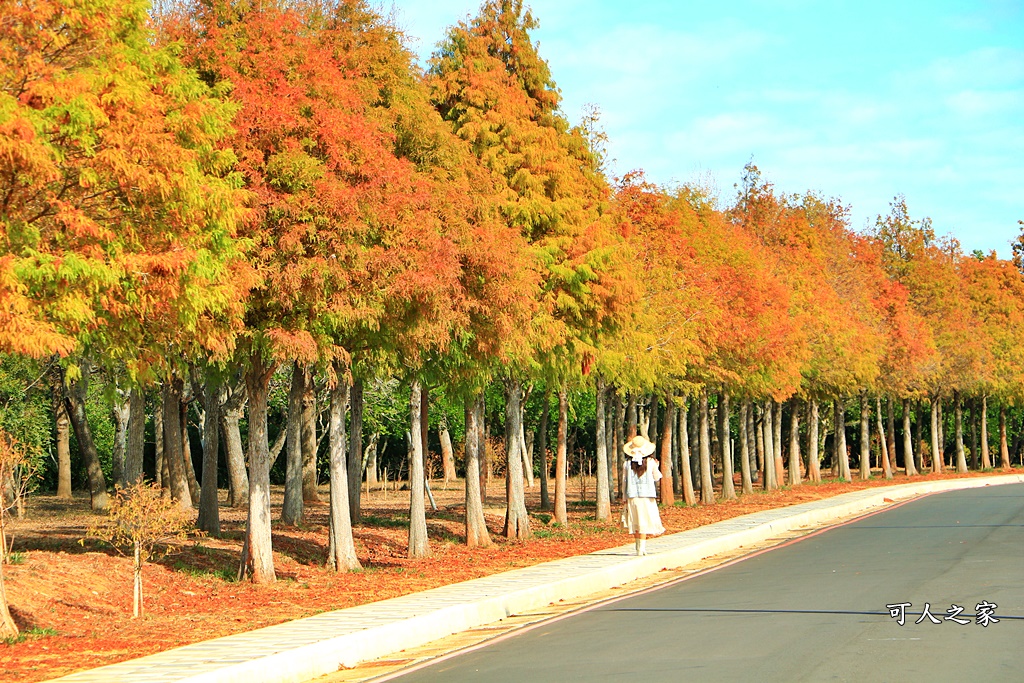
[385,0,1023,257]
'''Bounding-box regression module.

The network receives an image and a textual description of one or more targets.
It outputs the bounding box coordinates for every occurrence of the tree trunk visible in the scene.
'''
[670,401,681,496]
[366,434,379,488]
[679,397,696,503]
[737,399,753,494]
[554,388,569,526]
[239,352,276,583]
[197,371,221,536]
[788,398,802,486]
[937,399,945,468]
[346,378,363,520]
[999,402,1011,470]
[594,378,611,520]
[408,380,430,557]
[647,397,657,444]
[969,397,979,470]
[699,390,714,504]
[638,396,648,440]
[747,402,758,483]
[160,377,192,510]
[301,368,319,503]
[709,400,718,479]
[538,391,550,511]
[614,392,626,500]
[181,395,200,503]
[762,401,777,490]
[282,362,305,526]
[717,392,734,500]
[327,370,361,571]
[660,394,676,505]
[53,377,72,499]
[125,388,145,486]
[421,389,429,483]
[772,400,784,485]
[753,403,761,483]
[954,391,968,474]
[480,419,489,504]
[929,397,942,473]
[441,427,456,483]
[834,399,850,481]
[688,397,700,494]
[807,398,821,483]
[626,394,638,439]
[111,396,130,488]
[981,396,992,469]
[520,405,533,491]
[133,542,142,618]
[605,394,616,499]
[859,391,871,480]
[464,393,491,548]
[63,361,108,511]
[155,392,166,492]
[220,406,248,507]
[503,379,530,540]
[902,398,917,475]
[886,397,897,474]
[916,401,927,472]
[876,398,892,480]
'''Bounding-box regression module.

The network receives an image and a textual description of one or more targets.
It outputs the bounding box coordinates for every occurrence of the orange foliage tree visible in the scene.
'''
[960,253,1024,470]
[172,0,510,573]
[428,0,635,530]
[2,0,249,514]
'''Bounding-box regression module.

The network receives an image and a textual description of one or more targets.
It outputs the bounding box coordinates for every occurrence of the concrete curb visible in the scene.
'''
[47,473,1024,683]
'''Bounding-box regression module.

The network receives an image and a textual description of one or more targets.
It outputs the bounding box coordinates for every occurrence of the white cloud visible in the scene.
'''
[920,47,1024,89]
[945,88,1024,118]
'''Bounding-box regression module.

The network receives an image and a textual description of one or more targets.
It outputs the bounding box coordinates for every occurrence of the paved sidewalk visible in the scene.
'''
[47,474,1024,683]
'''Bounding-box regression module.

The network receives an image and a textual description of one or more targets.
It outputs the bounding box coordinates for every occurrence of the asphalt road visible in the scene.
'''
[386,484,1024,683]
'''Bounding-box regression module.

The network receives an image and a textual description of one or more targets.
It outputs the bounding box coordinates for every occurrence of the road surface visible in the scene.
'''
[386,484,1024,682]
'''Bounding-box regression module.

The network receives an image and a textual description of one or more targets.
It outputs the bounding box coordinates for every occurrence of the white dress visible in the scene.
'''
[620,458,665,536]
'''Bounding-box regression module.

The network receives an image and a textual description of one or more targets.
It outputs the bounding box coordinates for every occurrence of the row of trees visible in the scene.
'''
[3,0,1023,595]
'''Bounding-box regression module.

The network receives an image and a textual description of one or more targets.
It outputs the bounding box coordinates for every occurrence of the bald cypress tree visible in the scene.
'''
[429,0,631,531]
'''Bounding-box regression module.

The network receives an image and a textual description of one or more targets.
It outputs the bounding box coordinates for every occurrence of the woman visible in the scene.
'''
[621,435,665,556]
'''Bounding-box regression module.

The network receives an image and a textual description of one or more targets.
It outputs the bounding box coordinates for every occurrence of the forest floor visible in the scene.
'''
[1,468,1016,682]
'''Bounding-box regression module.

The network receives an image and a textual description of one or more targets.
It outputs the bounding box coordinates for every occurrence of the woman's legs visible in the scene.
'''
[633,532,647,555]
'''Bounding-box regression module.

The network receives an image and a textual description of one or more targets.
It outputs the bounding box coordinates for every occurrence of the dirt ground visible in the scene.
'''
[0,469,1012,682]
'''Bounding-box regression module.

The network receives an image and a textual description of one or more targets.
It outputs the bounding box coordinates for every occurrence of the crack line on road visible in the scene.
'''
[606,607,1024,620]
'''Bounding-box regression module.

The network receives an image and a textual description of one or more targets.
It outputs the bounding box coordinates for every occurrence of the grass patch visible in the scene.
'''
[172,561,237,582]
[432,529,461,544]
[533,528,571,541]
[4,627,58,645]
[6,551,27,565]
[360,514,408,529]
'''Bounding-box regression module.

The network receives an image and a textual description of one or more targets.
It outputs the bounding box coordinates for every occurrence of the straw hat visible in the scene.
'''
[623,435,656,463]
